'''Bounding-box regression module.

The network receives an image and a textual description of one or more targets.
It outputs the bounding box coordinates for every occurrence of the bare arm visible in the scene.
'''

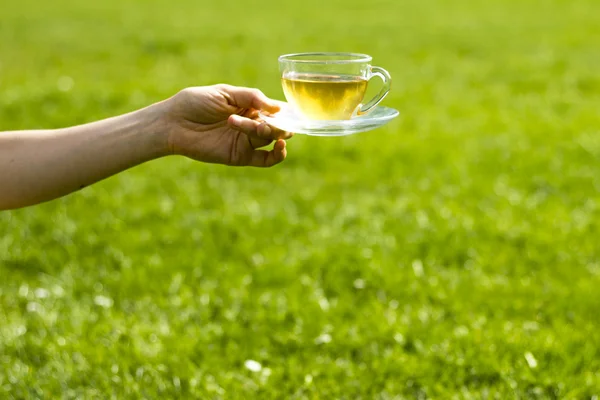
[0,104,168,209]
[0,85,291,210]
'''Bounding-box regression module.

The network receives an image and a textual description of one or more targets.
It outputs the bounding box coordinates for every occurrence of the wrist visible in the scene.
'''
[136,99,172,158]
[157,92,190,157]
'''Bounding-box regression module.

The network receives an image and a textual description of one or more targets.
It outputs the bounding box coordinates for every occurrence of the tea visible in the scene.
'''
[282,73,368,120]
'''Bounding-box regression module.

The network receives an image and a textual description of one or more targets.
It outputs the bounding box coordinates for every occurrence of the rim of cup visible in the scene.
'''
[278,52,372,64]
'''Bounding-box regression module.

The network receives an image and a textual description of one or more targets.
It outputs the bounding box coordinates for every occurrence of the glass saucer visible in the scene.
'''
[259,103,399,136]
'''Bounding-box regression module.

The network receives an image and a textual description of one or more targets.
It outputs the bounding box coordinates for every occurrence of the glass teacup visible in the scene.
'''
[279,52,391,121]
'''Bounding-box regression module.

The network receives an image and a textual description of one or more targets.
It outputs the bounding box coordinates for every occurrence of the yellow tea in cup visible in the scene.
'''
[281,73,368,120]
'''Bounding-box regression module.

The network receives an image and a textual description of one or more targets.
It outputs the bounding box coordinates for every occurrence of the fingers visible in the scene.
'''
[249,139,287,168]
[228,114,293,140]
[248,137,273,150]
[216,84,280,113]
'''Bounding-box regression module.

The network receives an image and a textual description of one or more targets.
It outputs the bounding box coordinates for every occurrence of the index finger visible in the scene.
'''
[228,114,293,140]
[216,84,280,113]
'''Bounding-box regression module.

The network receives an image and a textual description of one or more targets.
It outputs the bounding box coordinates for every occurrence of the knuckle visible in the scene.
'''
[213,83,232,95]
[177,87,193,97]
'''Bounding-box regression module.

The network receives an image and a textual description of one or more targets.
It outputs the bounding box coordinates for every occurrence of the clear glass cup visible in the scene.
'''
[278,52,391,120]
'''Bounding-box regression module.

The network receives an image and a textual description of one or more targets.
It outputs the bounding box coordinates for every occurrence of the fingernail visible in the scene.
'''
[262,124,272,135]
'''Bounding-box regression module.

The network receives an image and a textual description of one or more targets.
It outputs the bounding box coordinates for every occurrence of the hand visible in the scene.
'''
[162,84,292,167]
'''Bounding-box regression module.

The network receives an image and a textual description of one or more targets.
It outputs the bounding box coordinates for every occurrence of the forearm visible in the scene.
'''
[0,102,169,210]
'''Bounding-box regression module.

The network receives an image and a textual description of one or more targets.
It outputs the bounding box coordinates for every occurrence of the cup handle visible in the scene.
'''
[357,66,392,115]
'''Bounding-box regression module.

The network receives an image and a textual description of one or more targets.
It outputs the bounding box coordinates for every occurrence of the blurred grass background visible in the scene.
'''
[2,0,600,398]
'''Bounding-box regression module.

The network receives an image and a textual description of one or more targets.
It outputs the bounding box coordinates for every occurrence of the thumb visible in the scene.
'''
[216,84,280,113]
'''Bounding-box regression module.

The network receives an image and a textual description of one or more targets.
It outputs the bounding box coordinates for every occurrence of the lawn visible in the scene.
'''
[2,0,600,398]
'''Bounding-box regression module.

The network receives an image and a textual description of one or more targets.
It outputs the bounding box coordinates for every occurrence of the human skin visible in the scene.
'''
[0,84,292,210]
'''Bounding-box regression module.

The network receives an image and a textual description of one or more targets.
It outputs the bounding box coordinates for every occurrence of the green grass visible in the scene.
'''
[2,0,600,398]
